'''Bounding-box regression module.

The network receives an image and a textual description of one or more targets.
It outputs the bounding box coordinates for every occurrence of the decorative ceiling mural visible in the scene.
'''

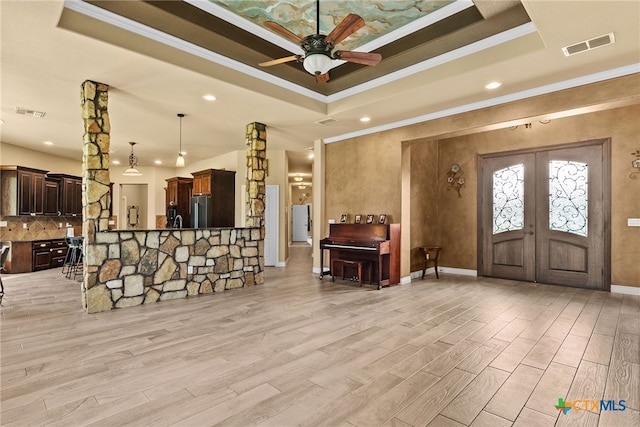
[209,0,456,50]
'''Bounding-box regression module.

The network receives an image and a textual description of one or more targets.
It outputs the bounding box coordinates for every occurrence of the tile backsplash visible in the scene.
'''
[0,216,82,241]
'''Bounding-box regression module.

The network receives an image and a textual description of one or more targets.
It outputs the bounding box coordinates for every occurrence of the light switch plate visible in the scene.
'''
[628,218,640,227]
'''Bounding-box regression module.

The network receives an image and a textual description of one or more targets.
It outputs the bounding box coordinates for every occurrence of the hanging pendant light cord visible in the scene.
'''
[178,113,184,154]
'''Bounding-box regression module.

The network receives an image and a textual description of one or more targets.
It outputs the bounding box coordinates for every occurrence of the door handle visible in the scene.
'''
[527,231,534,235]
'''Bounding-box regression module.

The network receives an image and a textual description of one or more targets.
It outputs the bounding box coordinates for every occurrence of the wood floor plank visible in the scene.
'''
[456,338,509,374]
[513,407,556,426]
[521,335,563,370]
[603,358,640,411]
[489,337,537,372]
[553,334,590,368]
[484,364,544,421]
[469,410,513,427]
[440,366,510,425]
[394,368,476,427]
[386,341,451,379]
[565,360,608,409]
[597,407,640,427]
[347,370,440,427]
[612,331,640,363]
[582,333,614,365]
[525,362,576,417]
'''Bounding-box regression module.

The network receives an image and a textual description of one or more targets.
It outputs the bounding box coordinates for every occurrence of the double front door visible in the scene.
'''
[479,139,610,290]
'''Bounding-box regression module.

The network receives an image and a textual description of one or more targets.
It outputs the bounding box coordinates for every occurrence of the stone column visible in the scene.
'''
[245,122,267,237]
[81,80,113,313]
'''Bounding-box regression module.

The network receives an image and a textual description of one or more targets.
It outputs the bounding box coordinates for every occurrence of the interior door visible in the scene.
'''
[479,140,609,290]
[292,204,309,242]
[264,185,278,266]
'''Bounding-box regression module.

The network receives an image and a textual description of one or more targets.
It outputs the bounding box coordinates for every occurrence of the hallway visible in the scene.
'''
[0,245,638,426]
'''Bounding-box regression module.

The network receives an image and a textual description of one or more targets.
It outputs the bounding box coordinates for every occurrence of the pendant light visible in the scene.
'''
[175,113,185,168]
[122,141,142,176]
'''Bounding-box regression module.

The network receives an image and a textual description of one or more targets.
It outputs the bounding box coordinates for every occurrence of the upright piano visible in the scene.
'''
[319,223,401,289]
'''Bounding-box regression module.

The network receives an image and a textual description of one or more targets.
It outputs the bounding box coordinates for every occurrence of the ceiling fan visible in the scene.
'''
[258,0,382,83]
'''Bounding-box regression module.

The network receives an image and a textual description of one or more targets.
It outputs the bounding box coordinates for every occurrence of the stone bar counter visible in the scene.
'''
[85,227,264,312]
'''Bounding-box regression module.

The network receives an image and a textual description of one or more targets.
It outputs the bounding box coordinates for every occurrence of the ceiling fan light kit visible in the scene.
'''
[303,53,333,75]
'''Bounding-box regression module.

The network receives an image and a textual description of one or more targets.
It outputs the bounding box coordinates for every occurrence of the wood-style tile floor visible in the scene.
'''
[1,244,638,426]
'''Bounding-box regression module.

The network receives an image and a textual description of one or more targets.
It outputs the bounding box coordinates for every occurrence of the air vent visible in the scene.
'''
[315,117,337,125]
[562,32,615,57]
[15,107,46,118]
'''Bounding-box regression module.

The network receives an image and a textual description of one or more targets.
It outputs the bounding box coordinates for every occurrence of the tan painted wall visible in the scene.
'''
[325,132,402,232]
[324,75,640,288]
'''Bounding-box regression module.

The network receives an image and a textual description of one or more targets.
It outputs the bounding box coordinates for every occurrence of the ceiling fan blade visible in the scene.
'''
[264,21,303,44]
[259,55,300,67]
[315,72,330,83]
[334,51,382,66]
[325,14,365,46]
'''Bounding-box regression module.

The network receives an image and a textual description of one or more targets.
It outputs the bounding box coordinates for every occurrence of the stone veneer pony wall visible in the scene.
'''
[86,228,264,312]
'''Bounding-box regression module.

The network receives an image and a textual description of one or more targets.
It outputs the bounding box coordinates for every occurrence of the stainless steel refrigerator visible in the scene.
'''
[190,196,212,228]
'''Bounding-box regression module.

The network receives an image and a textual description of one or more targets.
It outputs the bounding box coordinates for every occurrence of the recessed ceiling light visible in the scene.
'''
[154,160,162,165]
[203,94,216,101]
[485,81,502,90]
[360,116,371,122]
[43,140,54,145]
[112,160,121,165]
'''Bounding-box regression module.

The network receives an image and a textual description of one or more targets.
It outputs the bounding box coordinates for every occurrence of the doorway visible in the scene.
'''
[478,139,610,290]
[120,184,148,230]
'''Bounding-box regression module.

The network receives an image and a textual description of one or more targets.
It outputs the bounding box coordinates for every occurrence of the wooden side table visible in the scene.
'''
[420,246,441,279]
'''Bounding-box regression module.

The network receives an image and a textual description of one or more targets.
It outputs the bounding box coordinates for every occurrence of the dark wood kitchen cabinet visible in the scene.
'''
[32,239,68,271]
[1,166,48,216]
[47,174,82,217]
[165,177,192,227]
[191,169,235,227]
[44,177,60,215]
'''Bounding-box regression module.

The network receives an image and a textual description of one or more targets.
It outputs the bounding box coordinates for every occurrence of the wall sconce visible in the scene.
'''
[294,175,303,182]
[446,164,465,197]
[631,149,640,180]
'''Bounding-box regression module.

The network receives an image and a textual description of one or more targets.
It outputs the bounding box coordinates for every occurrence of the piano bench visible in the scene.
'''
[332,259,371,286]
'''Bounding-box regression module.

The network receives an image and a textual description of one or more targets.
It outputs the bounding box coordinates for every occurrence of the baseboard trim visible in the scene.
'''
[611,284,640,295]
[410,267,477,280]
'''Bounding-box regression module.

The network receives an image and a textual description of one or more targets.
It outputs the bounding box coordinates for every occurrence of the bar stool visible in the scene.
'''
[64,237,83,280]
[420,246,441,279]
[62,237,75,276]
[0,245,9,304]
